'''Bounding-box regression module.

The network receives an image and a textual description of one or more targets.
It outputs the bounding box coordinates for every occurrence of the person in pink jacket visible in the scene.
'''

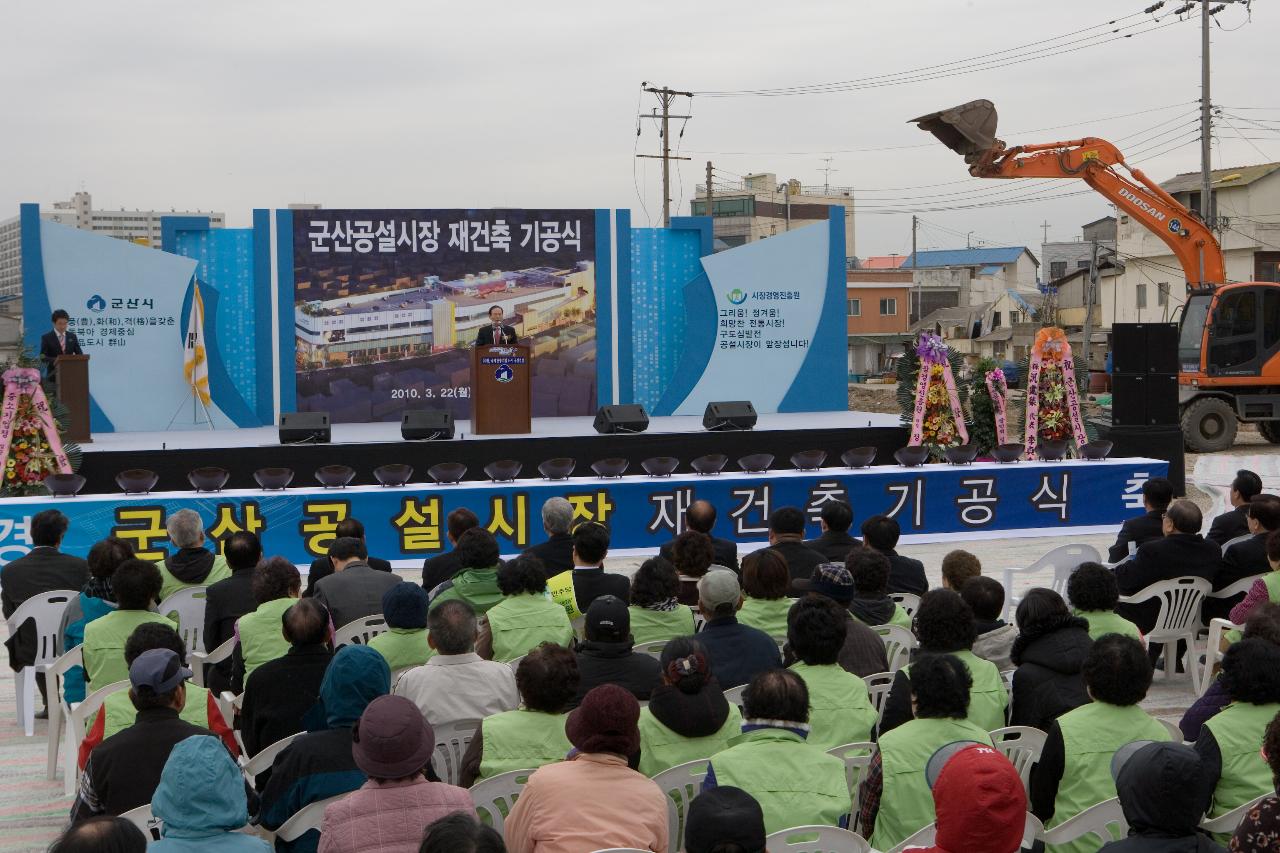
[319,695,472,853]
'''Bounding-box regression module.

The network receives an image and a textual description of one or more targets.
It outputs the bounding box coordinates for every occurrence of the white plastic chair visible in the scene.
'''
[216,691,243,737]
[1201,617,1242,696]
[1001,669,1016,720]
[45,644,81,785]
[765,824,870,852]
[333,615,388,648]
[651,758,710,853]
[635,641,667,660]
[1118,576,1213,694]
[1041,797,1127,846]
[157,587,209,654]
[890,821,935,852]
[990,726,1047,793]
[241,731,303,780]
[891,813,1041,852]
[432,718,481,786]
[189,635,236,689]
[1001,544,1101,620]
[889,592,921,618]
[827,742,874,831]
[723,684,747,707]
[5,588,77,736]
[275,792,348,842]
[872,624,917,673]
[64,679,130,795]
[1158,718,1184,742]
[1207,574,1263,608]
[469,767,533,836]
[118,803,161,840]
[863,672,895,727]
[1200,792,1270,834]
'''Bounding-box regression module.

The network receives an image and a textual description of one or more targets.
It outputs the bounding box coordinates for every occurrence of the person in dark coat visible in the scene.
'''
[522,497,576,578]
[302,518,392,597]
[1009,588,1093,731]
[803,500,861,563]
[39,309,83,378]
[1115,499,1223,635]
[659,500,739,572]
[696,570,783,689]
[311,537,399,632]
[473,305,516,346]
[764,507,825,592]
[1208,496,1280,622]
[861,514,928,596]
[201,532,263,694]
[795,561,891,678]
[1108,476,1175,562]
[421,507,478,592]
[1,509,89,714]
[1207,469,1263,548]
[1102,741,1223,853]
[570,595,661,706]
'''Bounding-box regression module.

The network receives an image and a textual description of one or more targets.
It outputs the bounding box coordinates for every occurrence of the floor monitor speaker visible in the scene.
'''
[279,412,331,444]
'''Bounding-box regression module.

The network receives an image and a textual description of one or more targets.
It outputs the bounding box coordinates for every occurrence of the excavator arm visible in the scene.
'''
[912,100,1226,289]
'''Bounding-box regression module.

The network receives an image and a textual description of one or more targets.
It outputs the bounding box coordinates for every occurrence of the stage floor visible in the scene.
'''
[81,410,903,452]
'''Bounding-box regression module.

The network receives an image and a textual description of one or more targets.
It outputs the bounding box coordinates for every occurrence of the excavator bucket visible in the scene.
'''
[910,99,999,161]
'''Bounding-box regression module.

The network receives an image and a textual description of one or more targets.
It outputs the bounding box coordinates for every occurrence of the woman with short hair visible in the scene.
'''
[627,556,695,645]
[736,549,793,638]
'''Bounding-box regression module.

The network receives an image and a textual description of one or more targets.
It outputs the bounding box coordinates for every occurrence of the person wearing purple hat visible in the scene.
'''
[319,695,472,853]
[505,684,669,853]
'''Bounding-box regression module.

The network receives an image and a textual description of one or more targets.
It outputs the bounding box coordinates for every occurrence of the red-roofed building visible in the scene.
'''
[858,255,907,270]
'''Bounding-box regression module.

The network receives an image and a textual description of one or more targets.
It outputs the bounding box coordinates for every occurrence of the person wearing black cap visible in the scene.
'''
[571,595,661,707]
[684,786,767,853]
[70,648,216,823]
[1101,740,1222,852]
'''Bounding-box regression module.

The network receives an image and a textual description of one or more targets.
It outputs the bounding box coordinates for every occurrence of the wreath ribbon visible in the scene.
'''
[909,334,968,447]
[985,368,1009,446]
[0,368,72,478]
[1023,329,1088,459]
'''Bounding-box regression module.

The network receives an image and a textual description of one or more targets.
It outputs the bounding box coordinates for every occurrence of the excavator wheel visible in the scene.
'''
[1182,397,1238,453]
[1260,420,1280,445]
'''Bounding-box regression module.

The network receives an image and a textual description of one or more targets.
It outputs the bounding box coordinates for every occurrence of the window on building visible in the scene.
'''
[1077,260,1091,269]
[1010,311,1020,324]
[879,298,897,316]
[1050,261,1067,280]
[1157,282,1169,307]
[1136,284,1147,309]
[848,298,861,316]
[992,311,1002,327]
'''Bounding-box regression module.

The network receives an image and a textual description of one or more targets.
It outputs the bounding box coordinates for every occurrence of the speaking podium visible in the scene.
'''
[54,354,91,443]
[471,344,531,435]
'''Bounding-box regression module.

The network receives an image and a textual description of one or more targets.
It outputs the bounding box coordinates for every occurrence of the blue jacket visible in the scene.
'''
[258,645,390,853]
[62,592,115,703]
[697,615,783,689]
[152,735,270,852]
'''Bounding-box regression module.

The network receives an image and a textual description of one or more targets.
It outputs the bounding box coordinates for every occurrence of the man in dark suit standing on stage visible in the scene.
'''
[474,305,516,346]
[1107,476,1175,562]
[40,309,83,381]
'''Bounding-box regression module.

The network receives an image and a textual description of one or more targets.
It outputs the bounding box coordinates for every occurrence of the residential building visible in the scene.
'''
[846,269,911,377]
[0,216,20,299]
[854,254,907,270]
[911,288,1043,364]
[692,172,856,259]
[1042,216,1117,281]
[899,246,1041,323]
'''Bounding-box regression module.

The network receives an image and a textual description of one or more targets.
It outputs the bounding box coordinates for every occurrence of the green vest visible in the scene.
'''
[1051,702,1171,853]
[430,567,503,614]
[487,593,575,662]
[1204,701,1280,821]
[156,553,231,604]
[478,709,572,781]
[904,650,1007,733]
[238,597,295,680]
[710,727,851,836]
[737,597,794,639]
[367,628,433,672]
[1075,609,1142,642]
[870,716,994,850]
[789,661,877,750]
[888,604,912,630]
[1264,572,1280,602]
[637,704,742,778]
[101,684,214,739]
[83,610,177,690]
[628,606,695,646]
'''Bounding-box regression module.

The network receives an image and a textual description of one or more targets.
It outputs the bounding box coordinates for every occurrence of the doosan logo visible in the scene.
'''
[1117,188,1167,223]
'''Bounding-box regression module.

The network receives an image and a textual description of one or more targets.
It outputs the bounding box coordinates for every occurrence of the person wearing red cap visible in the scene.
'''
[908,742,1028,853]
[504,683,669,853]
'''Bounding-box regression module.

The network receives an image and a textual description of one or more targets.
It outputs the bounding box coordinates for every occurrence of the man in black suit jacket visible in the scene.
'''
[1206,495,1280,622]
[474,305,516,346]
[39,309,83,379]
[764,506,826,592]
[658,499,739,572]
[422,507,479,592]
[803,500,861,563]
[1114,499,1222,634]
[523,497,576,579]
[1206,469,1263,547]
[201,531,262,694]
[0,509,89,713]
[1107,476,1175,562]
[860,514,928,596]
[302,518,392,597]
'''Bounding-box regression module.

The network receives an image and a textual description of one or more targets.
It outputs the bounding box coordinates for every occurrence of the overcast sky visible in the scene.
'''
[2,0,1275,257]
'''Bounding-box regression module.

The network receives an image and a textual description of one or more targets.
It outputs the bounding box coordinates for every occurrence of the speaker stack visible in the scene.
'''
[1102,323,1185,492]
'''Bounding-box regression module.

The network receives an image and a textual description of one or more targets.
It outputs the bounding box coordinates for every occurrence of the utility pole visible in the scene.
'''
[1200,0,1214,229]
[705,161,714,221]
[911,215,919,324]
[1040,220,1051,245]
[1083,236,1099,380]
[636,84,693,227]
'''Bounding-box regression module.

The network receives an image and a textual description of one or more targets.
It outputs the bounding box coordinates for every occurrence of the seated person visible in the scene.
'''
[1211,496,1280,622]
[546,521,630,622]
[47,816,147,852]
[82,558,174,691]
[1207,468,1263,547]
[861,654,994,850]
[201,532,262,695]
[765,506,826,591]
[670,529,716,606]
[627,556,695,645]
[150,735,269,852]
[420,813,505,853]
[231,557,302,693]
[522,497,575,578]
[571,595,661,706]
[803,499,861,562]
[1009,588,1092,732]
[367,582,432,672]
[426,527,504,614]
[736,548,795,638]
[1229,711,1280,852]
[1108,475,1175,562]
[1116,499,1223,639]
[61,537,134,704]
[422,507,479,593]
[845,548,911,629]
[940,549,981,591]
[1067,562,1142,641]
[1181,603,1280,742]
[459,642,577,787]
[660,499,740,572]
[861,514,928,595]
[477,555,573,662]
[1101,740,1221,853]
[963,576,1018,671]
[637,637,742,777]
[303,517,392,597]
[312,536,399,631]
[707,669,851,835]
[684,786,766,853]
[923,742,1028,853]
[695,569,782,689]
[794,562,890,678]
[241,598,333,760]
[154,508,231,602]
[1231,529,1280,626]
[787,596,877,749]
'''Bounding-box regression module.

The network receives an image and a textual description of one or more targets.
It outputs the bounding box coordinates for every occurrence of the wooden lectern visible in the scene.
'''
[54,354,91,443]
[471,344,531,435]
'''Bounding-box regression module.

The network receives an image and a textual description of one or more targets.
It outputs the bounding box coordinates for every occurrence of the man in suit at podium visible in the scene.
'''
[474,305,516,346]
[40,309,83,380]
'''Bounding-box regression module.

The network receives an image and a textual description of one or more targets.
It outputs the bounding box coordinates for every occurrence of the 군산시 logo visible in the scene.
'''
[494,364,514,383]
[727,288,747,305]
[86,295,107,313]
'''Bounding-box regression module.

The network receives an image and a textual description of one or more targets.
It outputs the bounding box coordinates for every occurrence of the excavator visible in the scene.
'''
[911,99,1280,452]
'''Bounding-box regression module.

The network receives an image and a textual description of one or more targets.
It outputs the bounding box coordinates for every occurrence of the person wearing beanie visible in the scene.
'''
[477,555,574,663]
[914,743,1028,853]
[368,582,432,672]
[695,569,782,690]
[793,561,890,678]
[637,636,742,777]
[504,684,670,853]
[318,695,472,853]
[570,595,662,706]
[150,735,271,852]
[259,644,391,853]
[1101,740,1223,853]
[684,786,767,853]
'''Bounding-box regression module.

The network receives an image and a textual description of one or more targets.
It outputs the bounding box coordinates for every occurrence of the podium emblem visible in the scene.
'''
[494,364,514,383]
